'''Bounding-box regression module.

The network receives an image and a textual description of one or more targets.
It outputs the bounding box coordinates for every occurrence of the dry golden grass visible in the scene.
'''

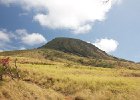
[0,80,64,100]
[0,54,140,100]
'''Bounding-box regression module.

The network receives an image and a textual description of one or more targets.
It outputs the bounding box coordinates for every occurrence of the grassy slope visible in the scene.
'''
[0,49,139,69]
[0,49,140,100]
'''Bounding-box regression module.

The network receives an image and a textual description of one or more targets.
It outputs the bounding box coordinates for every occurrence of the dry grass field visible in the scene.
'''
[0,50,140,100]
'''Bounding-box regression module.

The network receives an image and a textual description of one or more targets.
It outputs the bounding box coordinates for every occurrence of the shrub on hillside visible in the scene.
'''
[0,57,20,81]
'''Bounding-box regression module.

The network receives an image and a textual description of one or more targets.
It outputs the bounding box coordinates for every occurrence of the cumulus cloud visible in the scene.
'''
[93,38,119,53]
[15,29,47,46]
[0,30,10,42]
[0,29,12,51]
[21,33,47,46]
[0,28,47,51]
[0,0,121,33]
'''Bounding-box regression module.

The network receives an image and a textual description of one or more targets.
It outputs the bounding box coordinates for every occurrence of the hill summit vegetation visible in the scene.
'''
[40,37,113,60]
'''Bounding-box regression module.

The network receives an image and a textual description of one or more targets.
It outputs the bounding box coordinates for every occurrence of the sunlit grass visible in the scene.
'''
[0,55,140,100]
[16,62,140,100]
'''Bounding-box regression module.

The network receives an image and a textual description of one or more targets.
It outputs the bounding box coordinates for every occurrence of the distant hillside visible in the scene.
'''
[40,37,114,60]
[0,37,138,69]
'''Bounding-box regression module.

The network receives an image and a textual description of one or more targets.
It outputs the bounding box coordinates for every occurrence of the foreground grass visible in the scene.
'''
[0,56,140,100]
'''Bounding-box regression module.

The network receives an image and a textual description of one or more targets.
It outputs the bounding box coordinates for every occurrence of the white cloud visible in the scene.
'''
[14,29,47,46]
[14,29,29,39]
[93,38,119,53]
[0,28,47,51]
[21,33,47,46]
[0,30,10,42]
[0,0,121,33]
[0,29,11,51]
[72,25,92,34]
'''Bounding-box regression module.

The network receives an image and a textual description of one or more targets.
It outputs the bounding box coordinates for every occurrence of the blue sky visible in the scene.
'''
[0,0,140,62]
